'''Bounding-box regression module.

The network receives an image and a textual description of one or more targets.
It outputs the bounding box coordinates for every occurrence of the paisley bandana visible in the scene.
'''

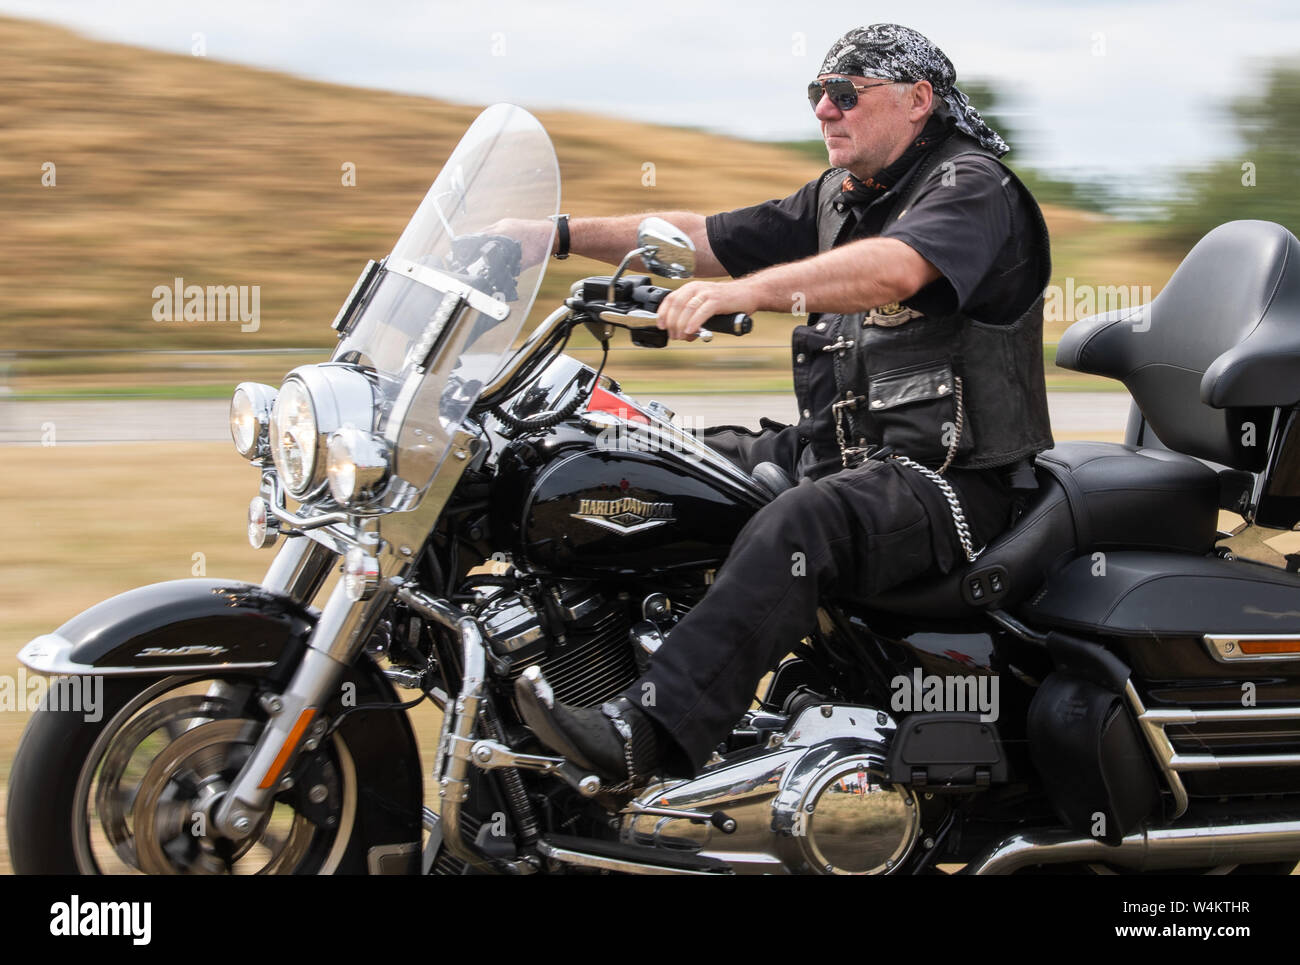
[819,23,1009,157]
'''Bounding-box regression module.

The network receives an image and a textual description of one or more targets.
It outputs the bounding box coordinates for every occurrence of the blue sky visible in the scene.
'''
[6,0,1298,198]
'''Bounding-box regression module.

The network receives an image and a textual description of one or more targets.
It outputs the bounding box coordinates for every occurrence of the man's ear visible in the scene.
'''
[908,80,934,122]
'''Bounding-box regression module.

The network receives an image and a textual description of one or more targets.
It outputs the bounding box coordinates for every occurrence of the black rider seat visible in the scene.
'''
[858,441,1221,619]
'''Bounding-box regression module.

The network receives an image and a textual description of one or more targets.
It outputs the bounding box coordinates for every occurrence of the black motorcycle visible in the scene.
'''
[10,104,1300,874]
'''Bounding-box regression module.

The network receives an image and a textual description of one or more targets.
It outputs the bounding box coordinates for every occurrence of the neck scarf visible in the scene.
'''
[837,112,954,208]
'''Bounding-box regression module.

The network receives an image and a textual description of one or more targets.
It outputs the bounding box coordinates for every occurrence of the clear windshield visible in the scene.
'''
[334,103,559,495]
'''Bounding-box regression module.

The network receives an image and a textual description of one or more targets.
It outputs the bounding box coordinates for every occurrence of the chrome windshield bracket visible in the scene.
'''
[332,257,385,335]
[386,256,510,322]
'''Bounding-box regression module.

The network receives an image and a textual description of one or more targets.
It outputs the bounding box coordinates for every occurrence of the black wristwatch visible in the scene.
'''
[550,213,570,260]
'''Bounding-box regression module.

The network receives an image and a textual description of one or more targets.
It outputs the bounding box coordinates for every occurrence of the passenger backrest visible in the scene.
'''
[1056,220,1300,471]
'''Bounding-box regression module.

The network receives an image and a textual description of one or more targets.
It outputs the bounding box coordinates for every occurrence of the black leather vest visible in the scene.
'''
[815,133,1054,471]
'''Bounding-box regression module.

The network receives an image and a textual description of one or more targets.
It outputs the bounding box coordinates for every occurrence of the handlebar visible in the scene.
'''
[633,283,752,335]
[700,312,753,336]
[574,275,753,346]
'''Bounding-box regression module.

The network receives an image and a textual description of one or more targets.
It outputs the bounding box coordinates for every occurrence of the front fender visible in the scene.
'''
[17,578,425,873]
[19,579,316,679]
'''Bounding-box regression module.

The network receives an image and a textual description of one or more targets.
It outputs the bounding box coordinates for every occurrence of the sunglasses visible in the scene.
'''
[807,77,897,112]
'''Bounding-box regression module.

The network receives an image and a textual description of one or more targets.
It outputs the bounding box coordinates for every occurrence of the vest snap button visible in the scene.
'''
[937,384,948,394]
[796,353,806,363]
[871,400,884,408]
[816,321,826,331]
[802,408,812,419]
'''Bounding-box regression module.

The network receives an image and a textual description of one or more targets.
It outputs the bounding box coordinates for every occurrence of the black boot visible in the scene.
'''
[514,669,660,789]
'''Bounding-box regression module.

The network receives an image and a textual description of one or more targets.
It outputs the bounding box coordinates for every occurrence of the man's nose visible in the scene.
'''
[814,93,842,122]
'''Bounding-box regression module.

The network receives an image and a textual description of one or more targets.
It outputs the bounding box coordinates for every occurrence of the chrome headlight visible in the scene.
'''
[326,426,391,506]
[230,382,277,459]
[270,365,375,499]
[270,378,318,496]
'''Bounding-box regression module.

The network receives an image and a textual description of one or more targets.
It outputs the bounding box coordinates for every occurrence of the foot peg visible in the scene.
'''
[468,738,602,797]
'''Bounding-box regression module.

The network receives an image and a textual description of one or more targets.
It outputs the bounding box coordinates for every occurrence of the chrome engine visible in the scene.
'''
[463,583,922,875]
[623,704,920,875]
[472,580,640,708]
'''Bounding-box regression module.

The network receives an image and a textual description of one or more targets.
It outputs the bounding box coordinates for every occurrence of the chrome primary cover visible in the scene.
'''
[623,704,919,875]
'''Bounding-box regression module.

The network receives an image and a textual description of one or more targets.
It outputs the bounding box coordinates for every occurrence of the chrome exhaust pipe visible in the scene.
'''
[967,814,1300,875]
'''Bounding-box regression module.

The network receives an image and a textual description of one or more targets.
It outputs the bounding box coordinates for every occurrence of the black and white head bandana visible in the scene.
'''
[819,24,1009,157]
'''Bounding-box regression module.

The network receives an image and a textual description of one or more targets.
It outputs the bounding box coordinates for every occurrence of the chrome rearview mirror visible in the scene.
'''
[637,217,695,279]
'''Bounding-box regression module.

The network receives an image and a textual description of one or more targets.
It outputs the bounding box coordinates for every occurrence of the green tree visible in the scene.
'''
[1161,59,1300,250]
[959,78,1111,213]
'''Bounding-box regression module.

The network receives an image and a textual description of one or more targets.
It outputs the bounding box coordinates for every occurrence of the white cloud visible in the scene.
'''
[2,0,1295,193]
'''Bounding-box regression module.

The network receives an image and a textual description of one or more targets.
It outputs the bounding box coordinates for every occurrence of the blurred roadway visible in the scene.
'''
[0,392,1132,446]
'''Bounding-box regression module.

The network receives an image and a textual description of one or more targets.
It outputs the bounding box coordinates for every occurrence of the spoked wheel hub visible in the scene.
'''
[80,683,349,875]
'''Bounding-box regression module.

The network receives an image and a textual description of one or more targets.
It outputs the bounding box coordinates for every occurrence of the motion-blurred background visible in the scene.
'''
[2,2,1299,871]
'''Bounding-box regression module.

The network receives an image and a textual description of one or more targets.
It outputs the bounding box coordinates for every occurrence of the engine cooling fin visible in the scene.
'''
[508,606,636,708]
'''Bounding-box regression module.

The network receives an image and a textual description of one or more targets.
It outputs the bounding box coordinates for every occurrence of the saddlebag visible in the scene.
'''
[1027,669,1160,845]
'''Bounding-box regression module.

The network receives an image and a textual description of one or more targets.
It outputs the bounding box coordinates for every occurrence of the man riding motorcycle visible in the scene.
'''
[511,23,1056,787]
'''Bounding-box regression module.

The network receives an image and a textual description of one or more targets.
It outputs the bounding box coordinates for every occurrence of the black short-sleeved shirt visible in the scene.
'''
[704,152,1044,473]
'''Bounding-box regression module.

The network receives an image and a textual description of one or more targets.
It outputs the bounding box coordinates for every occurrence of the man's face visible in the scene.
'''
[813,74,929,177]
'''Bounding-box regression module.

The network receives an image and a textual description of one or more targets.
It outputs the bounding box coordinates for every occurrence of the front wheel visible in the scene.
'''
[9,674,366,874]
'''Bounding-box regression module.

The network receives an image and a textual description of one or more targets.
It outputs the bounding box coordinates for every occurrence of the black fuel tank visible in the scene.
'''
[500,424,765,576]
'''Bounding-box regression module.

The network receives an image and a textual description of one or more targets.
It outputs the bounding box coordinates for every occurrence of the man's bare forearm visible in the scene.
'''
[565,212,728,278]
[745,237,940,315]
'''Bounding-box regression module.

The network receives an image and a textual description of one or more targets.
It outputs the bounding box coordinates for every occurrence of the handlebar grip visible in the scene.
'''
[701,313,753,336]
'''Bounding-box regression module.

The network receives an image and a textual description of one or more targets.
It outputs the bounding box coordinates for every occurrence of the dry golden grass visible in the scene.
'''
[1,14,1172,399]
[0,15,827,356]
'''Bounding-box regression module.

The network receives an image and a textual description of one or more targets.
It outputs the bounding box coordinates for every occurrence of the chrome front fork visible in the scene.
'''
[211,536,383,839]
[262,534,336,602]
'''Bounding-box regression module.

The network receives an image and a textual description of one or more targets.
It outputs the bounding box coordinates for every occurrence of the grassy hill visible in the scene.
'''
[0,15,1176,394]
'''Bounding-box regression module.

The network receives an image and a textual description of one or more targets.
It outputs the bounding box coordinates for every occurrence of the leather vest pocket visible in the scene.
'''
[865,358,973,466]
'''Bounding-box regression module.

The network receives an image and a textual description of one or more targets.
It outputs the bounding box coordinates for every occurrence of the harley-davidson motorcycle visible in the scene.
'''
[11,104,1300,875]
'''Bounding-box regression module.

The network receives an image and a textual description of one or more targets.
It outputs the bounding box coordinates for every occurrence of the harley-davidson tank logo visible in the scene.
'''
[572,496,675,535]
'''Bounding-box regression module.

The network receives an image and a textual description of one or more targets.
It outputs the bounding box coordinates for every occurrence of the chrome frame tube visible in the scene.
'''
[398,586,533,873]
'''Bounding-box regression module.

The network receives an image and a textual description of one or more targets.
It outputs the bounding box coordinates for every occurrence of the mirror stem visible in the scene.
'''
[608,246,653,302]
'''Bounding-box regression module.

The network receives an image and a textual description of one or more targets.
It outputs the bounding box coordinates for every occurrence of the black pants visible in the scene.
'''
[618,422,1016,774]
